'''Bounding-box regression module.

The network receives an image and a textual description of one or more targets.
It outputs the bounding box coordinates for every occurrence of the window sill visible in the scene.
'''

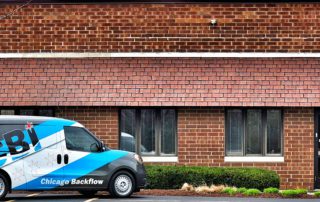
[142,156,178,163]
[224,156,284,163]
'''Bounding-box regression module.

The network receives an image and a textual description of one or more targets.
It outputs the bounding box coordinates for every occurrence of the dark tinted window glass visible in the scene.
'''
[267,110,282,154]
[119,109,177,156]
[141,109,156,155]
[246,110,262,155]
[20,109,35,116]
[39,109,53,117]
[161,109,176,155]
[0,110,14,115]
[120,109,136,153]
[64,127,100,152]
[226,110,243,155]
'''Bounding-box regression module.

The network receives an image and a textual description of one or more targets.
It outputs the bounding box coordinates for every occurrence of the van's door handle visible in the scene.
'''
[64,154,69,164]
[57,154,62,164]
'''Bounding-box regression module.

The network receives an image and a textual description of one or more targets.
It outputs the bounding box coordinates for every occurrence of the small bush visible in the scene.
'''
[146,165,280,190]
[237,187,247,194]
[222,187,237,195]
[263,187,279,194]
[314,191,320,197]
[295,189,308,195]
[280,189,308,197]
[244,189,262,196]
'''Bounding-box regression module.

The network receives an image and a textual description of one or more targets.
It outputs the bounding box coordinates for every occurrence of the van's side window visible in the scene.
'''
[64,126,100,152]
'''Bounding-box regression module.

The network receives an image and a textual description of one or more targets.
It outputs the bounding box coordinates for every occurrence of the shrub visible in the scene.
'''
[145,165,280,190]
[314,191,320,197]
[280,189,308,197]
[263,187,279,194]
[295,189,308,195]
[237,187,247,194]
[244,189,262,196]
[222,187,237,195]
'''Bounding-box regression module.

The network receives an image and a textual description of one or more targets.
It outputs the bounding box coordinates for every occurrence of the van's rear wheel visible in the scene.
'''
[109,171,135,198]
[0,173,9,200]
[78,190,97,197]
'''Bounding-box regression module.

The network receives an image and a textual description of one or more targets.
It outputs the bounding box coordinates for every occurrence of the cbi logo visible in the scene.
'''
[0,122,41,157]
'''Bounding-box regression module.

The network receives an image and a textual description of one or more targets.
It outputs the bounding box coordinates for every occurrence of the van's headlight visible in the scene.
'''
[134,154,143,164]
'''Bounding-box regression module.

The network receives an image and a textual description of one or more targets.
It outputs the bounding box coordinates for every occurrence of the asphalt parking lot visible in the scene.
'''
[3,193,320,202]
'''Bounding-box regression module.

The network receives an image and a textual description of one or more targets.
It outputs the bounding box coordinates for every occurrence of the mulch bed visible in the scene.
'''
[13,189,319,199]
[136,189,318,199]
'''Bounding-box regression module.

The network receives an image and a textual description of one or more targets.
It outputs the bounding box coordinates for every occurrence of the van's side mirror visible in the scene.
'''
[101,145,106,151]
[100,141,106,151]
[90,143,99,152]
[100,141,109,152]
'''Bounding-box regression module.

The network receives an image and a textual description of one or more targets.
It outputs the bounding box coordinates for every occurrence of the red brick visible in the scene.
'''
[0,58,319,107]
[174,107,314,189]
[56,107,119,149]
[1,3,320,52]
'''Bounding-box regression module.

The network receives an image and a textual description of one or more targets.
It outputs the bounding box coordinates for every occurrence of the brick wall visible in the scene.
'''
[56,106,119,149]
[178,108,225,166]
[0,58,319,107]
[56,106,315,189]
[1,3,320,52]
[177,107,314,189]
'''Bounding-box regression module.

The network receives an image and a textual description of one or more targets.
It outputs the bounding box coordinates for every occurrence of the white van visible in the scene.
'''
[0,116,146,199]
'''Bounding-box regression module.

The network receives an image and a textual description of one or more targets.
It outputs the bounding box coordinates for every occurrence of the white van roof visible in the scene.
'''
[0,115,73,125]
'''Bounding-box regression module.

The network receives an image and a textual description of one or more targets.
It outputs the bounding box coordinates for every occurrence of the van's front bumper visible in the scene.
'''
[135,163,147,190]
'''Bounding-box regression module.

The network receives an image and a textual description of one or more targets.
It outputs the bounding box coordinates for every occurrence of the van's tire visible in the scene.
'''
[109,171,135,198]
[78,190,97,197]
[0,173,9,200]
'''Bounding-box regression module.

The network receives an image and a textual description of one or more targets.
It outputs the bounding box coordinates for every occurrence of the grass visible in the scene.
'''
[263,187,279,194]
[280,189,308,197]
[221,187,237,195]
[243,189,262,196]
[237,187,247,194]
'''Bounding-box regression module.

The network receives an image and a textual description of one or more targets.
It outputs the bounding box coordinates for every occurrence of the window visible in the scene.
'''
[120,109,177,156]
[0,110,14,115]
[0,108,54,116]
[226,109,283,156]
[20,109,35,116]
[38,109,54,117]
[64,126,101,152]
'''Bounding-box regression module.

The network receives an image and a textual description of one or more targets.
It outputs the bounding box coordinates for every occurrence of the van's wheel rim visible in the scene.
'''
[0,178,5,196]
[114,174,132,196]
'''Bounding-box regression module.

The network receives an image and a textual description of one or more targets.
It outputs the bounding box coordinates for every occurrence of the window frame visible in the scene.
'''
[119,108,178,157]
[0,107,55,117]
[64,126,102,153]
[225,108,283,157]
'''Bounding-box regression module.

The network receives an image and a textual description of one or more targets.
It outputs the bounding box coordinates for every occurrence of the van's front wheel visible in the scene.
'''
[109,171,135,198]
[0,173,9,200]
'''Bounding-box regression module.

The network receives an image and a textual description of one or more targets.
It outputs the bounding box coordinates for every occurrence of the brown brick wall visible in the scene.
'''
[56,106,119,149]
[1,3,320,52]
[177,107,314,189]
[0,58,319,107]
[55,106,315,189]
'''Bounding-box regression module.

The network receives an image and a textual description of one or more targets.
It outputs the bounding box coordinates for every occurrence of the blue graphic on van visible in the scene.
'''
[0,119,76,167]
[13,150,128,190]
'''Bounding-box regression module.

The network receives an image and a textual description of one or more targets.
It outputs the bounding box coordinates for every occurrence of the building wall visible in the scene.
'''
[0,58,319,107]
[178,107,314,189]
[57,106,314,189]
[0,1,318,189]
[1,3,320,52]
